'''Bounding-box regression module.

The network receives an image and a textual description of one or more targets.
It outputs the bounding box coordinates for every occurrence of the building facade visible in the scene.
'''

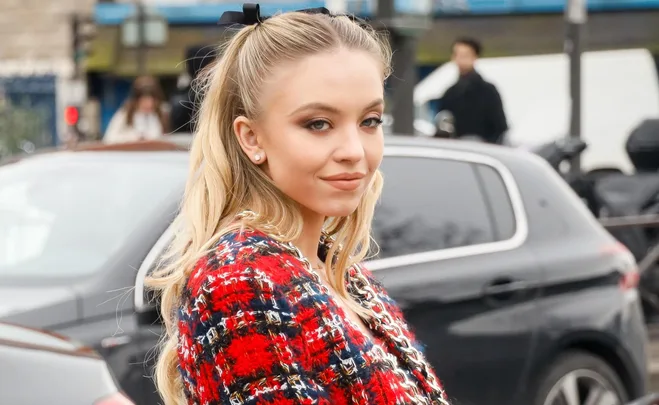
[81,0,659,135]
[0,0,96,147]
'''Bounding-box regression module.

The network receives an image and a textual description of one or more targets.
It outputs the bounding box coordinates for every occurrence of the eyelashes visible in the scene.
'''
[306,120,331,131]
[364,118,384,127]
[304,117,383,132]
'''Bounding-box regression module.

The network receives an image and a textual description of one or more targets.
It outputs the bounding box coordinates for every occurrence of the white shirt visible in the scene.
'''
[103,109,164,144]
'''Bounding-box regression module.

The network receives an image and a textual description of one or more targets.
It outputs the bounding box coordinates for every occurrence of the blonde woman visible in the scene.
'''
[147,4,450,405]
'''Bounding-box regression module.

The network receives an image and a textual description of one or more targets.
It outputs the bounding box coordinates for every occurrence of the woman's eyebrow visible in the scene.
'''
[289,103,340,116]
[288,98,384,117]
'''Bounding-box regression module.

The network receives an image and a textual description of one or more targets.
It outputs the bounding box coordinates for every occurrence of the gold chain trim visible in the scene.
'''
[236,210,449,405]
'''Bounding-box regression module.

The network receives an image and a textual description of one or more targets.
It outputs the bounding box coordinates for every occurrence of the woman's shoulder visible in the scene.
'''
[184,228,309,302]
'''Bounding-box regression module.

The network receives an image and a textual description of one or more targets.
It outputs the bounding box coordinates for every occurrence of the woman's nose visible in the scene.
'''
[334,127,366,163]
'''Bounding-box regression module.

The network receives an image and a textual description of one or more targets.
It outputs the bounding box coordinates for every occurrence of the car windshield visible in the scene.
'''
[0,152,187,281]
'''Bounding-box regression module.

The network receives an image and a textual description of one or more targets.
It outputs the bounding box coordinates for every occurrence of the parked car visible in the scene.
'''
[0,322,133,404]
[0,136,649,405]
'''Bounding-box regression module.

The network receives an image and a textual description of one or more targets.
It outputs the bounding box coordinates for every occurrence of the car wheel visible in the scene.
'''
[534,350,628,405]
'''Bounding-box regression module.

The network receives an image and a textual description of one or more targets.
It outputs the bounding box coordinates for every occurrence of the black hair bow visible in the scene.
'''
[218,3,337,27]
[218,3,266,26]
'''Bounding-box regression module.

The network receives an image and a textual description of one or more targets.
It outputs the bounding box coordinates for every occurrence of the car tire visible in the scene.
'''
[533,350,628,405]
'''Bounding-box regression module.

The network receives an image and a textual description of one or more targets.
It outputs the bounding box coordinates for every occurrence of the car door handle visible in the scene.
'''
[482,278,529,300]
[100,335,132,350]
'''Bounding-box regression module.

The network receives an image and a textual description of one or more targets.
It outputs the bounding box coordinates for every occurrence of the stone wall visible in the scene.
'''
[0,0,96,75]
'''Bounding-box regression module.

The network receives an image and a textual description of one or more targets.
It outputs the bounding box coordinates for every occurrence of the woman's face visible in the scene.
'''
[234,48,385,219]
[136,95,157,113]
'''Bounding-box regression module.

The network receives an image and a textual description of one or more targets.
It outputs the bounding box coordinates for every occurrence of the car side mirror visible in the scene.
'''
[134,226,174,327]
[136,289,162,326]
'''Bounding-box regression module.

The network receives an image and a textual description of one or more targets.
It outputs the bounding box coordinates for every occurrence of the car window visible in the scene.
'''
[0,153,186,282]
[475,164,516,240]
[371,156,502,259]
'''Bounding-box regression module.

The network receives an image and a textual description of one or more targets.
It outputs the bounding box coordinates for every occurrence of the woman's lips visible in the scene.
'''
[323,178,362,191]
[321,172,365,191]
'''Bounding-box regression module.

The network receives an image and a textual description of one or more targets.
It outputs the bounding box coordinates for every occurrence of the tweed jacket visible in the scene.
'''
[176,228,449,405]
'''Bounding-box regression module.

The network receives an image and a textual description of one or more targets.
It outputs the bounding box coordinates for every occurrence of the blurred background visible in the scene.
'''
[2,0,659,159]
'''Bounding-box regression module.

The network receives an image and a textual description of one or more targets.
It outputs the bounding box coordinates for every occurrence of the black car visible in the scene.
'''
[0,137,649,405]
[0,322,134,405]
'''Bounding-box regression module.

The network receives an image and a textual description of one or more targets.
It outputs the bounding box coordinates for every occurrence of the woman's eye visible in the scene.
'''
[306,120,331,131]
[362,117,383,128]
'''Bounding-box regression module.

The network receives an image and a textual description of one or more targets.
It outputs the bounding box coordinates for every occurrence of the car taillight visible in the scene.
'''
[601,241,640,290]
[619,270,640,290]
[94,393,135,405]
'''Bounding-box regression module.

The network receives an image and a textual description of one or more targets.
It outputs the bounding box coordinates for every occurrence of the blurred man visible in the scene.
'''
[438,37,508,144]
[169,45,217,134]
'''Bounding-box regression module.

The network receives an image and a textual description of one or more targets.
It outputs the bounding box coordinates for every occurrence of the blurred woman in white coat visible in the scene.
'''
[104,76,169,144]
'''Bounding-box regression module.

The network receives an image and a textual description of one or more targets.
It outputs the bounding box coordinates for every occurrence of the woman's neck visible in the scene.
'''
[294,208,325,267]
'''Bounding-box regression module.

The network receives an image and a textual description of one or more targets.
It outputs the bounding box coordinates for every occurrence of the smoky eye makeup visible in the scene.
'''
[304,119,332,131]
[362,117,383,128]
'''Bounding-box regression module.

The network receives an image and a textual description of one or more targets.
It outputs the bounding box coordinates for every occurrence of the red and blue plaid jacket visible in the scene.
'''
[176,228,448,405]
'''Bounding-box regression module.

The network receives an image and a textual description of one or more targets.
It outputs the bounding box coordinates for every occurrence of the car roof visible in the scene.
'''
[1,135,541,169]
[385,135,539,164]
[0,139,189,167]
[1,140,190,167]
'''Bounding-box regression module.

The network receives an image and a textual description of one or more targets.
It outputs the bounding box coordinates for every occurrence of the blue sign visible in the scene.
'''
[94,0,659,25]
[327,0,659,17]
[432,0,659,14]
[95,2,325,25]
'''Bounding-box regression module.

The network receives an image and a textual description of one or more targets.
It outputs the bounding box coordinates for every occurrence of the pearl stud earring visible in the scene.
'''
[254,153,262,162]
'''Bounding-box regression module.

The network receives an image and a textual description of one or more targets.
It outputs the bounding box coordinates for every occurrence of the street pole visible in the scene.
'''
[377,0,417,135]
[137,1,147,75]
[71,14,81,81]
[122,4,167,76]
[565,0,586,176]
[390,34,417,135]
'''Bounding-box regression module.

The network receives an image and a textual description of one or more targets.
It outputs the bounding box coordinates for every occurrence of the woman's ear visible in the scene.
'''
[233,116,266,165]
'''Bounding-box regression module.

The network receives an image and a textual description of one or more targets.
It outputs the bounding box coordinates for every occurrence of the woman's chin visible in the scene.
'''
[317,200,361,218]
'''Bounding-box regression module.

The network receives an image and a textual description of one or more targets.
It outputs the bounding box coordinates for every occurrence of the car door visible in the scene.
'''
[368,146,543,405]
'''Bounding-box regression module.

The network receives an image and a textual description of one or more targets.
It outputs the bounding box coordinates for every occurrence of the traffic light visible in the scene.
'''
[63,105,84,145]
[64,106,80,127]
[71,14,96,75]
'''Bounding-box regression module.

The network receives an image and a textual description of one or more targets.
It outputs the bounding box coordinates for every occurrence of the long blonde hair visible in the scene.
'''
[146,11,392,405]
